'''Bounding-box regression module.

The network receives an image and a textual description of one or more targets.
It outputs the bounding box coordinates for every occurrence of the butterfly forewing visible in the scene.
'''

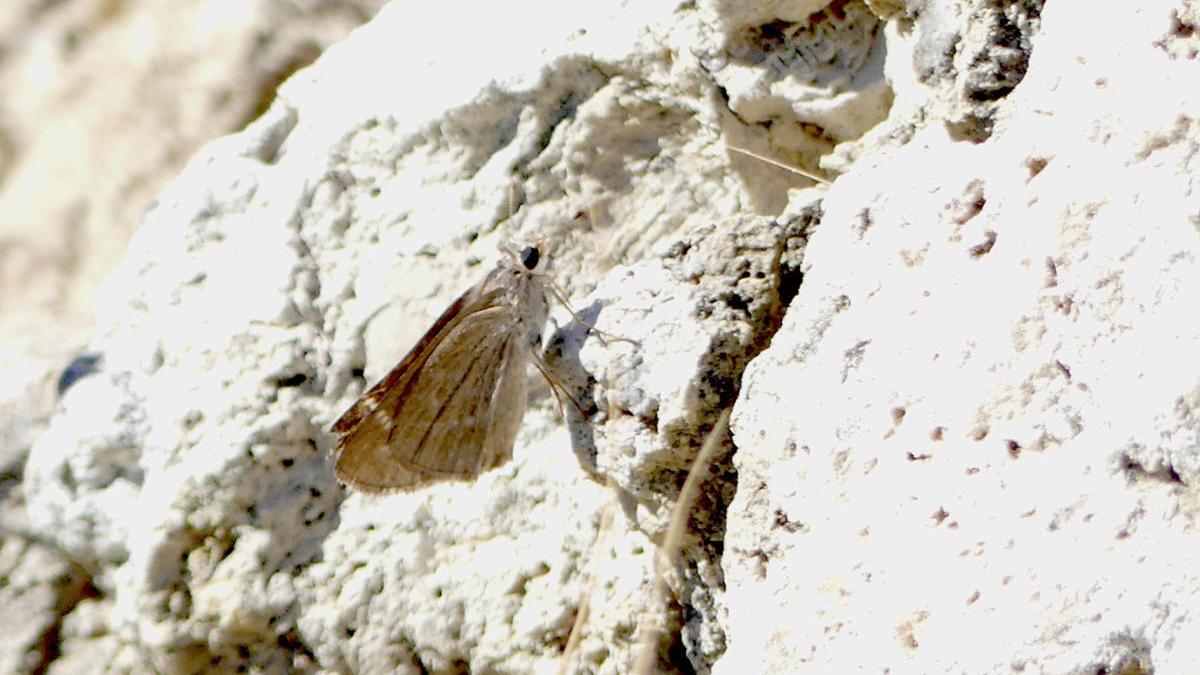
[390,304,515,475]
[331,253,547,493]
[330,291,471,435]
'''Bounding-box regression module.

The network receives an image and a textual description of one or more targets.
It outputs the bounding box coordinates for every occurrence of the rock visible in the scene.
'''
[724,1,1200,673]
[0,537,94,674]
[14,0,1200,673]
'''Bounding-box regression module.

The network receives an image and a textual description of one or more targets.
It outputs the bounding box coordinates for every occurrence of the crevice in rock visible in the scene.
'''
[1120,453,1185,486]
[646,206,821,670]
[15,541,101,675]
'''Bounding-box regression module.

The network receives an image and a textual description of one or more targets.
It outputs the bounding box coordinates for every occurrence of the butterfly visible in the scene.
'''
[330,245,553,492]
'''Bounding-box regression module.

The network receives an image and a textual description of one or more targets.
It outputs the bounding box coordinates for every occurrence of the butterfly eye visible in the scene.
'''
[519,246,539,270]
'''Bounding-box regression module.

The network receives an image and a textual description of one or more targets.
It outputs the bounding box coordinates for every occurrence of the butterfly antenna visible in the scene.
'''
[506,177,526,219]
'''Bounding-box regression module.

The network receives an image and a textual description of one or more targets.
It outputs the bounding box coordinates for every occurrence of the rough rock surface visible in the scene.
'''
[0,0,383,670]
[725,1,1200,673]
[0,0,386,341]
[8,0,1200,673]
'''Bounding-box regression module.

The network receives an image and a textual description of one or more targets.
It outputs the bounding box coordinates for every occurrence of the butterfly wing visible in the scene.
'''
[404,307,530,477]
[330,290,472,436]
[332,291,528,492]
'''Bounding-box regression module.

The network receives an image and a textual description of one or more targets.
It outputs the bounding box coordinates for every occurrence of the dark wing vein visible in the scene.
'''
[403,333,508,453]
[402,306,516,475]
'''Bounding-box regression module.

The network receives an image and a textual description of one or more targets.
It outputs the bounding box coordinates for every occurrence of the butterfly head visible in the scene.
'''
[518,245,540,270]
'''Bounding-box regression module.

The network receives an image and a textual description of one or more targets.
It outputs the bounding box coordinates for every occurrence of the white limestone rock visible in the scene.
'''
[20,0,1193,673]
[19,1,874,672]
[723,1,1200,673]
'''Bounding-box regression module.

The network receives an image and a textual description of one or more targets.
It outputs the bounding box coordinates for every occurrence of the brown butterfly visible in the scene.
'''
[330,246,553,492]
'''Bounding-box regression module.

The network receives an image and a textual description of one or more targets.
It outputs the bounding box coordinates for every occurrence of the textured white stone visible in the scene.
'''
[0,0,389,353]
[17,0,1193,673]
[723,1,1200,673]
[19,0,866,671]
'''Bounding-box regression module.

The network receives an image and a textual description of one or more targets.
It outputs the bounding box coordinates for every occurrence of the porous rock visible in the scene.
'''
[16,0,1198,674]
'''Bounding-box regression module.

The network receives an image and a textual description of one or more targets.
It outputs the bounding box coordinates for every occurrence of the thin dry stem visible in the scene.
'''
[631,410,731,675]
[726,144,830,185]
[559,489,618,675]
